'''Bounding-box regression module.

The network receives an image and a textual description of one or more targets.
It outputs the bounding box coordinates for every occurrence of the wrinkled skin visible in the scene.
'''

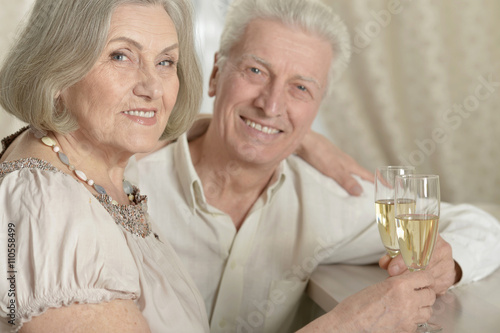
[298,270,436,332]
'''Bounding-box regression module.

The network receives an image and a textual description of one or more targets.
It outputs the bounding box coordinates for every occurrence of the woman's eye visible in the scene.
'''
[159,60,174,67]
[111,53,128,61]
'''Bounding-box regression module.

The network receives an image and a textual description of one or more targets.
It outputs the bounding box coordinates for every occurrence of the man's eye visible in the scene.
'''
[297,85,307,92]
[250,67,261,74]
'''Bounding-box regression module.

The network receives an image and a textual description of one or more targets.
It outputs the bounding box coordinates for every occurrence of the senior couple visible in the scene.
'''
[1,0,499,332]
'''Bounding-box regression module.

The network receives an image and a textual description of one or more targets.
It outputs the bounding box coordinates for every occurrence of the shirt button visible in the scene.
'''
[219,319,227,328]
[230,261,237,269]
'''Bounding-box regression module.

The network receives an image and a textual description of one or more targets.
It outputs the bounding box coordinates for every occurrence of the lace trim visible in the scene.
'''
[11,289,137,332]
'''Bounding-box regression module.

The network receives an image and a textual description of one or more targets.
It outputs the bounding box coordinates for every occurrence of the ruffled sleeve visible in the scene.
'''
[0,168,140,332]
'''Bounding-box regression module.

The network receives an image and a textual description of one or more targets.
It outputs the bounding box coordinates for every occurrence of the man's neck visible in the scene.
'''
[188,124,280,230]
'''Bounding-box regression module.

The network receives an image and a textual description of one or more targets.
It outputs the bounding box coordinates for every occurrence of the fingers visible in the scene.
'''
[339,174,364,196]
[351,163,375,183]
[406,270,435,290]
[379,254,392,270]
[387,254,408,276]
[416,305,434,326]
[425,235,457,294]
[414,286,436,324]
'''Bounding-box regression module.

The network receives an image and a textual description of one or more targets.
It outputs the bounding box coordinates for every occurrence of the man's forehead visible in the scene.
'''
[229,20,332,87]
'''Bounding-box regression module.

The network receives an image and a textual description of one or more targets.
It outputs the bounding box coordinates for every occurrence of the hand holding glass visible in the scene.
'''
[375,166,415,258]
[395,174,441,332]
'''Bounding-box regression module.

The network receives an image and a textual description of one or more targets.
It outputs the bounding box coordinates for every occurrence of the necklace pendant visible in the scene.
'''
[94,184,107,195]
[58,152,70,166]
[40,135,134,203]
[123,180,134,195]
[74,169,87,182]
[41,136,56,147]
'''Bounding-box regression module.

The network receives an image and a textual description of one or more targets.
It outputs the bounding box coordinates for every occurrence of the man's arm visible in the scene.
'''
[295,130,374,196]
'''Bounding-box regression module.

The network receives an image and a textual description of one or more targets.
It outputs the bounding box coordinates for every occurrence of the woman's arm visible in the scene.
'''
[20,299,150,333]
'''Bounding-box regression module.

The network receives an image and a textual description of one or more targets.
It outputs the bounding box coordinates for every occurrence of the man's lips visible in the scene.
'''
[242,117,281,134]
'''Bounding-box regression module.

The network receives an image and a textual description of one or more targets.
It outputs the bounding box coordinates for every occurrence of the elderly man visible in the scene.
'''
[126,0,500,331]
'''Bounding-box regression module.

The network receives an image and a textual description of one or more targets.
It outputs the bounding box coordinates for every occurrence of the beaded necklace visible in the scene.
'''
[40,135,134,205]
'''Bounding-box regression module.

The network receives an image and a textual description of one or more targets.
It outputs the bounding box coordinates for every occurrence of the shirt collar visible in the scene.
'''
[174,118,219,215]
[263,162,287,205]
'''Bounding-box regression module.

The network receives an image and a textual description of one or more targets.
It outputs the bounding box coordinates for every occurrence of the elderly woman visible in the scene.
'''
[0,0,208,332]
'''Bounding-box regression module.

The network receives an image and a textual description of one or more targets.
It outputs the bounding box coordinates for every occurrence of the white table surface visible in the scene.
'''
[307,264,500,333]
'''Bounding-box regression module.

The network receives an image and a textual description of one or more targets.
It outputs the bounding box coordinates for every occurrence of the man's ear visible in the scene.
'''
[208,52,221,97]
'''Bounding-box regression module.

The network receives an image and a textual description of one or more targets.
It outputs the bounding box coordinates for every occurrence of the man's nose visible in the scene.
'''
[253,81,285,116]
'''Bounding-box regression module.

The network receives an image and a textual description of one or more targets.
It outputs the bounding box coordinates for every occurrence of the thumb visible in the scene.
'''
[387,255,407,276]
[379,254,392,270]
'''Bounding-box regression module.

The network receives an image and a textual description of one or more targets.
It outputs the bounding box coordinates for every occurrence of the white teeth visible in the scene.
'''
[244,119,279,134]
[124,111,155,118]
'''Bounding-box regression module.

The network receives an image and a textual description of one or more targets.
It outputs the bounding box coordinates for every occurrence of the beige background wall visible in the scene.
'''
[1,0,499,205]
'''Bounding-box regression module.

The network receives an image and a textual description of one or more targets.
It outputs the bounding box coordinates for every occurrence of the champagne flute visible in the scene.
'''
[375,166,415,258]
[395,174,441,333]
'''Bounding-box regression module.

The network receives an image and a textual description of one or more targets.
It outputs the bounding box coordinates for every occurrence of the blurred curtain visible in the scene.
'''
[0,0,33,139]
[319,0,500,204]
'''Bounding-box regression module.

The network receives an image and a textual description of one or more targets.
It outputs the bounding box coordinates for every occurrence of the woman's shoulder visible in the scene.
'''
[1,158,94,210]
[1,159,134,252]
[0,162,141,330]
[0,159,134,249]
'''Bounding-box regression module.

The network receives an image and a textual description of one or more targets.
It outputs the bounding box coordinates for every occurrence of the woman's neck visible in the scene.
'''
[51,131,132,204]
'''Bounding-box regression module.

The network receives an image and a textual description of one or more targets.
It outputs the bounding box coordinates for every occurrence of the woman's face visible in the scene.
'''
[60,3,180,155]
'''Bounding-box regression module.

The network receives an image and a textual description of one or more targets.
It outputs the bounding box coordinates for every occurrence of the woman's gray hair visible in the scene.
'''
[0,0,202,140]
[218,0,351,93]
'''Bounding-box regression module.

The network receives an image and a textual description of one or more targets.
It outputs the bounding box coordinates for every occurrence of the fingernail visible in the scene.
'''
[351,185,363,196]
[390,264,401,275]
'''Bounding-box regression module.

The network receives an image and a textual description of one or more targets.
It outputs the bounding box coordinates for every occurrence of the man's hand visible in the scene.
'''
[379,235,462,295]
[296,130,374,196]
[298,270,436,332]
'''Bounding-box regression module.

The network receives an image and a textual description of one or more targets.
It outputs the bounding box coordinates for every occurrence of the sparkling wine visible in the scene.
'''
[375,199,398,257]
[395,214,439,271]
[376,199,416,257]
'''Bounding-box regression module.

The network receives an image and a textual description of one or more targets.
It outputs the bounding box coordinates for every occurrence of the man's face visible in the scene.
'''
[208,19,333,167]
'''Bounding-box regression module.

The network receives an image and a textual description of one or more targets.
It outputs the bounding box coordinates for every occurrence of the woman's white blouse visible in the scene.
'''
[0,159,209,333]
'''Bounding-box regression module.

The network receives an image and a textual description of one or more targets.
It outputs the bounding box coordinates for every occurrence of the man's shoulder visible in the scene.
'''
[284,155,345,192]
[284,154,373,197]
[136,137,183,166]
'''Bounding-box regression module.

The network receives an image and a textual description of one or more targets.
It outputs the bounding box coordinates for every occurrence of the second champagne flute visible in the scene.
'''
[395,174,441,332]
[375,166,415,258]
